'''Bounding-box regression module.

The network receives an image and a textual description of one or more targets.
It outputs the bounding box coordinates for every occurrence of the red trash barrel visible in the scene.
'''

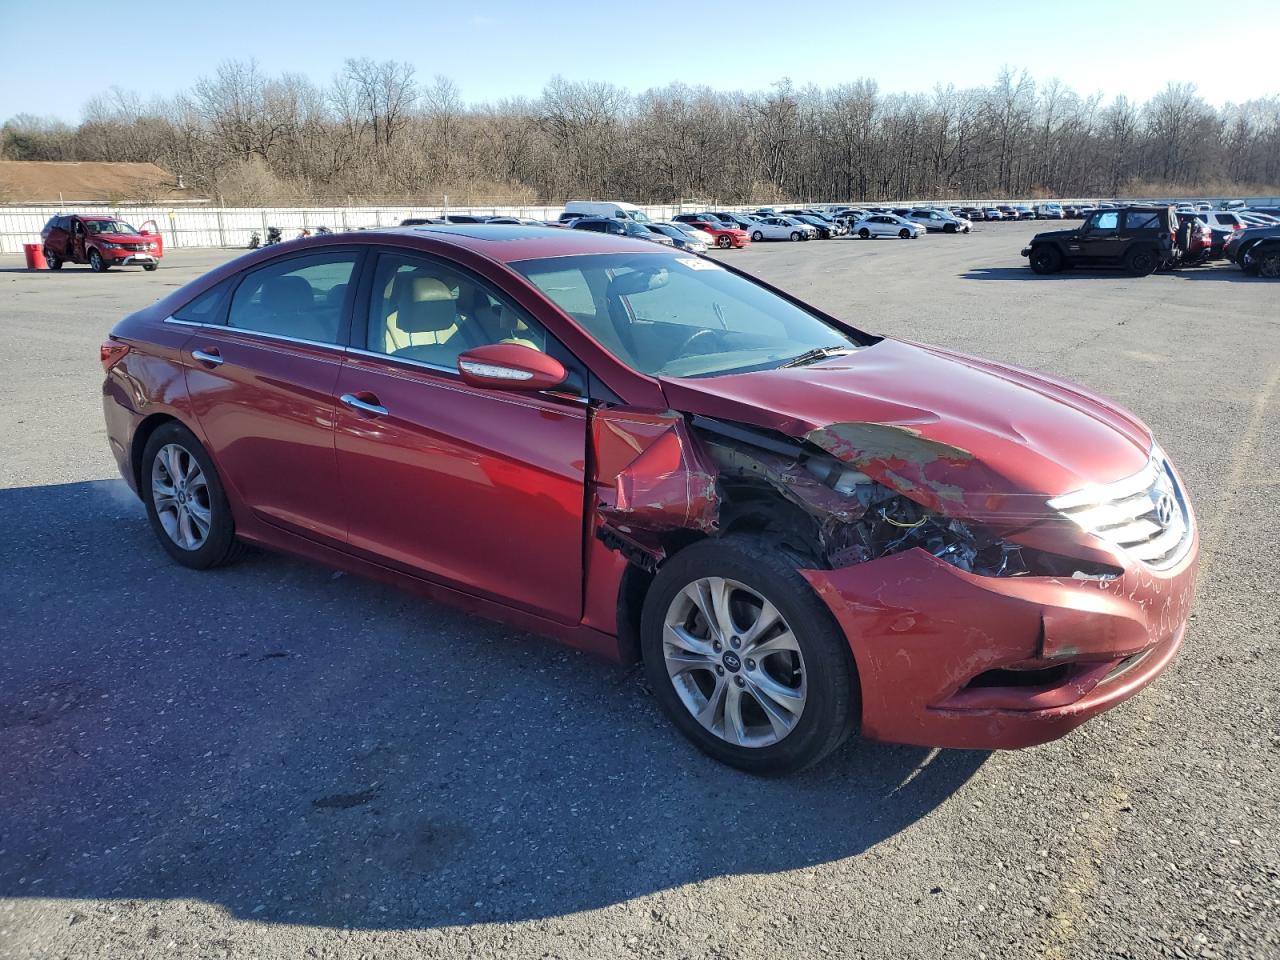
[23,243,47,270]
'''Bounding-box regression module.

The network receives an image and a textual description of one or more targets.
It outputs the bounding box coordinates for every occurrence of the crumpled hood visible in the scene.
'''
[94,233,152,244]
[660,338,1153,523]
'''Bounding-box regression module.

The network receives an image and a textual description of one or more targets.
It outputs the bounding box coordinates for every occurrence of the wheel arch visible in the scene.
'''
[131,412,186,491]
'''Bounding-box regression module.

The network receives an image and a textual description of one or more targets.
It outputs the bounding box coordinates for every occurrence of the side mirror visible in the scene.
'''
[457,343,567,392]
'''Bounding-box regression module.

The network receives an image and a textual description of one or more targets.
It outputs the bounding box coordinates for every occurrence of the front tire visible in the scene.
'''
[640,536,857,775]
[1029,245,1063,274]
[88,248,108,272]
[144,263,158,271]
[790,231,801,242]
[716,235,732,249]
[944,223,957,234]
[141,422,245,570]
[899,228,910,239]
[859,227,870,239]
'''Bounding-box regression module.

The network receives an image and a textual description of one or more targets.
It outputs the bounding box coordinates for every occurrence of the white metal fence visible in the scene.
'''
[3,198,1278,255]
[0,203,698,254]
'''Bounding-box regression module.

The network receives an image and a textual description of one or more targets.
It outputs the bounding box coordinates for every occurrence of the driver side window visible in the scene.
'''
[365,252,548,369]
[1088,211,1120,231]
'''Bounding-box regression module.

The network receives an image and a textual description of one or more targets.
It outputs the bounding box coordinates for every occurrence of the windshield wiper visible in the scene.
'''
[781,345,853,368]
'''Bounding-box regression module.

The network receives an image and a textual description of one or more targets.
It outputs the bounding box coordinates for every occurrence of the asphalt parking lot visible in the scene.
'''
[1,224,1277,960]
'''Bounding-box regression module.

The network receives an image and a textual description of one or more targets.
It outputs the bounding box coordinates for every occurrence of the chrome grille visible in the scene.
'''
[1047,447,1193,570]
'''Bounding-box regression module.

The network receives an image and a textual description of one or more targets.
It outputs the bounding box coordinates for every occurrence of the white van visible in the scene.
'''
[562,200,651,223]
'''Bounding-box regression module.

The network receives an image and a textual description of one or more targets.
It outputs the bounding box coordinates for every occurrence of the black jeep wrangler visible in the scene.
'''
[1021,205,1178,276]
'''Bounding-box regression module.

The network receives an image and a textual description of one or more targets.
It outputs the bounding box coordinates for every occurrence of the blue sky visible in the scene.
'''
[1,0,1276,121]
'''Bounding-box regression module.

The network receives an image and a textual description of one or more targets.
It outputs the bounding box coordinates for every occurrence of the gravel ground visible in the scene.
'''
[1,225,1277,959]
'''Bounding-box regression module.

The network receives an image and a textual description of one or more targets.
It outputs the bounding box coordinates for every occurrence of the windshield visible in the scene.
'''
[84,220,138,235]
[512,252,862,378]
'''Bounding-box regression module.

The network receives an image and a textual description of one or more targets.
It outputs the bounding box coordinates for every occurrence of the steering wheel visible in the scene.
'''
[674,328,722,358]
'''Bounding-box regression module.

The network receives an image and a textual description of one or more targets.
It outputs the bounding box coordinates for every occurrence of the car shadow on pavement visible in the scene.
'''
[0,479,990,931]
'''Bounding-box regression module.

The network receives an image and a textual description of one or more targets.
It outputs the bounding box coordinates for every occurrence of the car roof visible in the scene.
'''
[326,223,659,262]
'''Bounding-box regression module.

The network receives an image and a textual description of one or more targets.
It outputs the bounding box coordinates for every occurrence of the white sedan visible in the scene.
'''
[851,214,922,239]
[746,216,819,241]
[670,222,718,247]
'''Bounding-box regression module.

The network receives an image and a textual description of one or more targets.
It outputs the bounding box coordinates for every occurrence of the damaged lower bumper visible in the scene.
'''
[803,536,1197,749]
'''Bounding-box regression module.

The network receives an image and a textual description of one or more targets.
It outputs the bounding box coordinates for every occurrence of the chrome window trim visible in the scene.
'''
[344,345,457,376]
[163,316,347,353]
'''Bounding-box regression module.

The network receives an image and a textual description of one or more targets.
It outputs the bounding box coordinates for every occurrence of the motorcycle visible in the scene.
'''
[247,230,261,249]
[264,226,283,246]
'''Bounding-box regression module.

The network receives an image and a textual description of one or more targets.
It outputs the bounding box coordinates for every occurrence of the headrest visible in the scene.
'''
[263,275,313,313]
[393,274,458,334]
[325,283,348,307]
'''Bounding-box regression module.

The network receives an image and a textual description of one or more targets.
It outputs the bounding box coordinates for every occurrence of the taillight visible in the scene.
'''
[101,339,130,372]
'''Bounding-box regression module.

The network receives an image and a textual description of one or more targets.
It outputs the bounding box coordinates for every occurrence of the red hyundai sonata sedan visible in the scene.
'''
[101,225,1198,773]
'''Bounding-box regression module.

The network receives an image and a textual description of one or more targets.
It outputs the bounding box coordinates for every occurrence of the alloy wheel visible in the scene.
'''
[151,443,212,550]
[662,576,807,748]
[1259,253,1280,279]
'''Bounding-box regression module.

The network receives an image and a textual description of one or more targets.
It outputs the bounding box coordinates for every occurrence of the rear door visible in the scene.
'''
[333,248,590,623]
[182,247,362,546]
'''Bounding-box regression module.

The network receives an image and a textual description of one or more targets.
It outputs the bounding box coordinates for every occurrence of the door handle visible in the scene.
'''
[340,393,389,417]
[191,349,223,366]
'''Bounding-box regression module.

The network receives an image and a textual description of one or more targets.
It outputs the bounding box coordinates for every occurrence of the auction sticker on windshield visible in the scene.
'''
[675,257,723,270]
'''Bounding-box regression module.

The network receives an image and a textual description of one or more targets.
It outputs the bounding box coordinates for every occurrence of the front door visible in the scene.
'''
[183,247,362,546]
[1079,210,1123,262]
[334,249,589,623]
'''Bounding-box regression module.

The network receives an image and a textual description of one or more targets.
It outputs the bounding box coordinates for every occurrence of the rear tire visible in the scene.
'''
[1258,250,1280,279]
[141,422,245,570]
[752,230,763,242]
[1125,247,1158,277]
[640,535,858,775]
[44,248,63,270]
[1029,245,1063,274]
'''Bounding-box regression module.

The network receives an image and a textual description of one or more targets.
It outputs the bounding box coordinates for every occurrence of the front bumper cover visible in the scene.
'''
[802,535,1197,750]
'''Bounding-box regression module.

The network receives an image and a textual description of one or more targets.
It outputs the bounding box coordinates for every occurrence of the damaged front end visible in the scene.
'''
[590,407,1194,750]
[592,409,1103,581]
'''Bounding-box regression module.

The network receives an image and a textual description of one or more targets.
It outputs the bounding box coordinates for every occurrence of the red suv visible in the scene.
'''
[101,225,1197,774]
[42,214,162,272]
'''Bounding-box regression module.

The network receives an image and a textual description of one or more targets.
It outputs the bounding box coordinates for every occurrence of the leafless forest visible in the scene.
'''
[3,59,1278,204]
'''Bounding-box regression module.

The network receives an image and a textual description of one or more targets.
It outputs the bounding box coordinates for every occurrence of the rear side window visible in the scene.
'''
[1125,211,1161,231]
[173,278,234,324]
[226,252,358,344]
